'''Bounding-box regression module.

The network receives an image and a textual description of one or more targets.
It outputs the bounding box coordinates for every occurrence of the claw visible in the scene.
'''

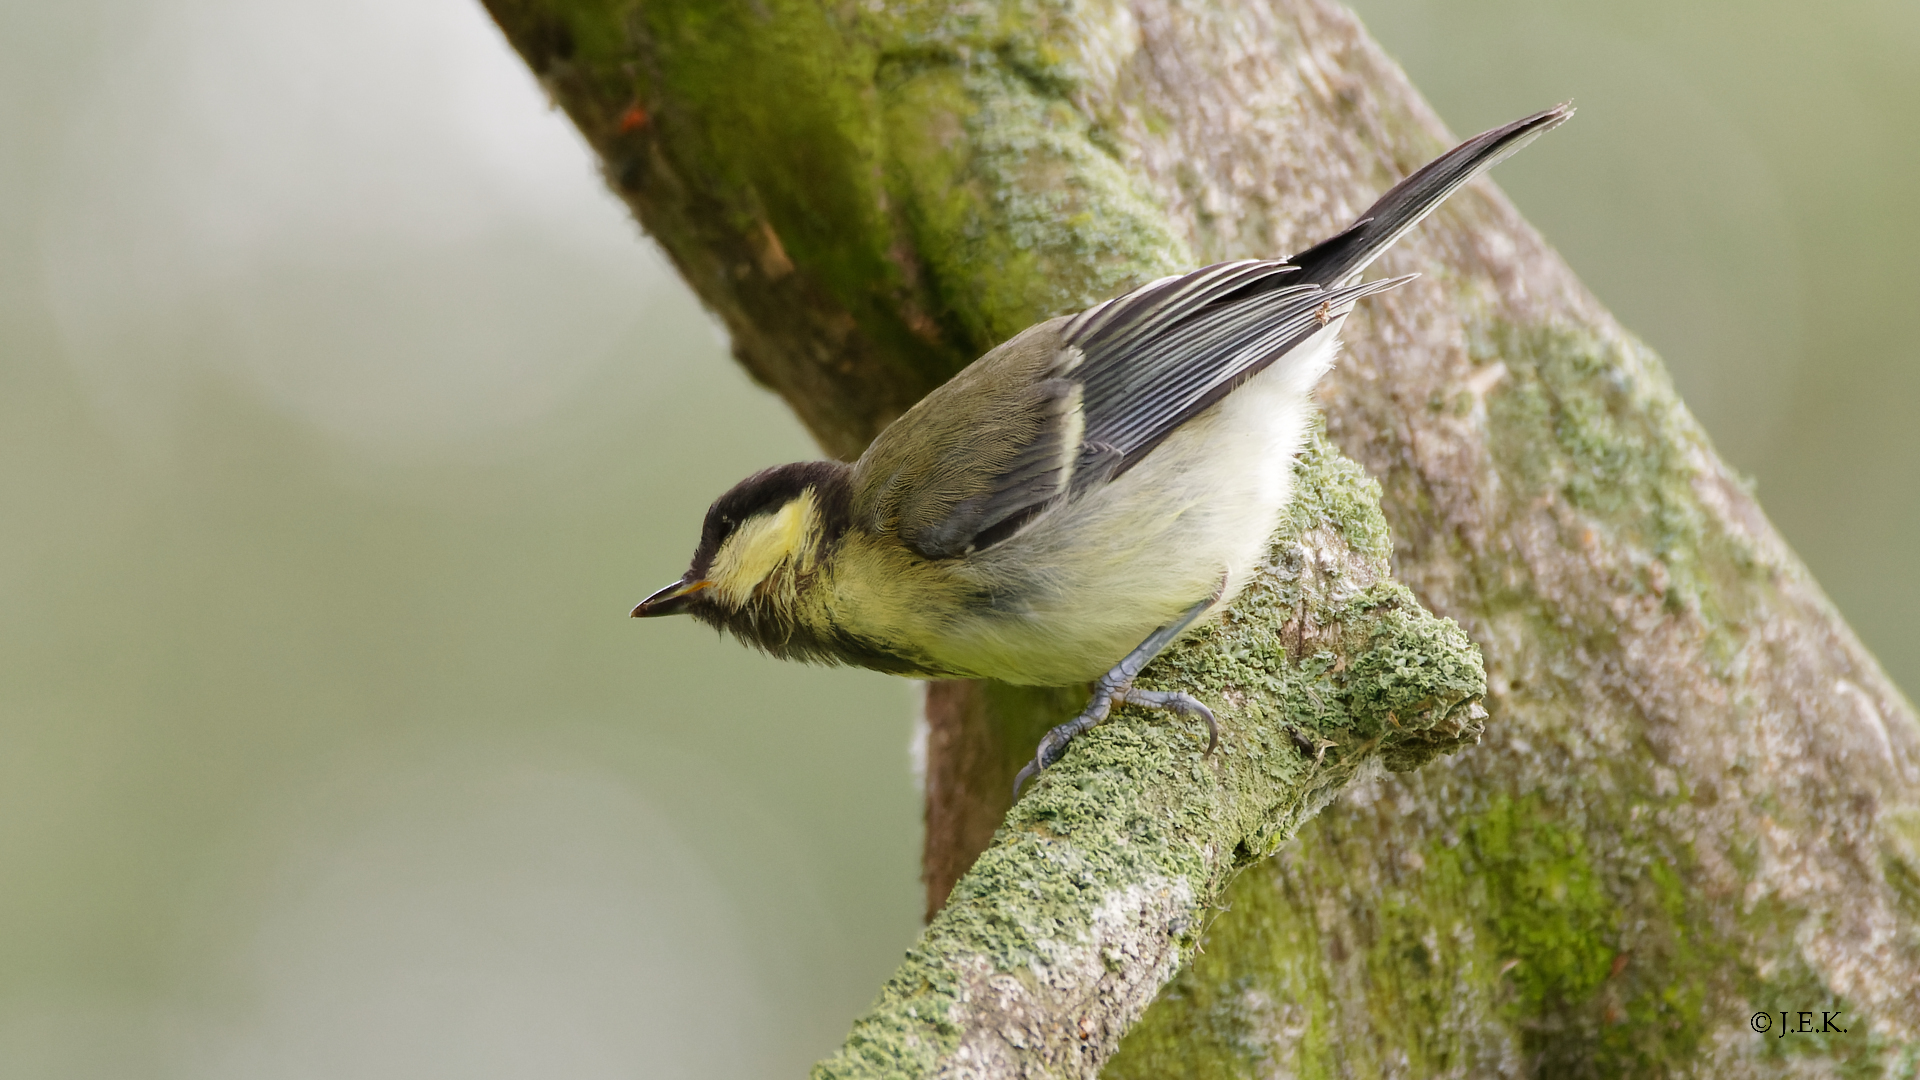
[1012,760,1042,800]
[1119,687,1218,756]
[1012,691,1116,799]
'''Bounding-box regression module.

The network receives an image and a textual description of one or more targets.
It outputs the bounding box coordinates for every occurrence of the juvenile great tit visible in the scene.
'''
[634,104,1571,796]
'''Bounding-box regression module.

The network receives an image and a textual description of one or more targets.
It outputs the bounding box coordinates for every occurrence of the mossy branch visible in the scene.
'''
[817,431,1485,1079]
[482,0,1920,1073]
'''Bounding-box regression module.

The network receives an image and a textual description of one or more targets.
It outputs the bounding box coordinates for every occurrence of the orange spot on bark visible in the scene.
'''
[618,104,649,133]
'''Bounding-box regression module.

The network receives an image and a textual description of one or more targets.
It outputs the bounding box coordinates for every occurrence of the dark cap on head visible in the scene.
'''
[630,460,853,620]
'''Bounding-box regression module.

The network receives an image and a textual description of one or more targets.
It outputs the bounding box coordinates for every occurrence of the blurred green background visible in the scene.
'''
[0,0,1913,1076]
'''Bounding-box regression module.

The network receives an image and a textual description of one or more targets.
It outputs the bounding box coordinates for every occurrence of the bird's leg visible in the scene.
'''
[1013,595,1219,799]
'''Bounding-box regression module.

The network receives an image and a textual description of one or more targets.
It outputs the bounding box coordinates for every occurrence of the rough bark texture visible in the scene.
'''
[479,0,1920,1075]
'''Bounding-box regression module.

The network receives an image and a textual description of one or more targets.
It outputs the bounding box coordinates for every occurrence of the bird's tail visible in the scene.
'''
[1287,103,1573,286]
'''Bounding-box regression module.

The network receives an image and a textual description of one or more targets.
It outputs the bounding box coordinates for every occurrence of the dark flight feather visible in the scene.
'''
[1288,103,1573,286]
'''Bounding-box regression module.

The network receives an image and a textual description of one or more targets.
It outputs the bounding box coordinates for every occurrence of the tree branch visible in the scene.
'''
[818,432,1484,1078]
[481,0,1920,1072]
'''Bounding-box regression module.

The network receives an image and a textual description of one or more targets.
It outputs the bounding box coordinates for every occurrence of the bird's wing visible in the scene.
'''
[1063,260,1410,479]
[850,104,1575,561]
[851,322,1088,560]
[855,264,1405,560]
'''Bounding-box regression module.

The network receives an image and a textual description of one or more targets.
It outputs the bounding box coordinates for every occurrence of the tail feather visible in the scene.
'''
[1289,103,1574,286]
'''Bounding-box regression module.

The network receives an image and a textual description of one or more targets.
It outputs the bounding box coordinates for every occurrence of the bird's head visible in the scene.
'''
[631,461,852,630]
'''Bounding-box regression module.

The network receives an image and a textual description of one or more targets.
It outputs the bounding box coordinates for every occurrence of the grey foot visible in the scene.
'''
[1011,684,1219,800]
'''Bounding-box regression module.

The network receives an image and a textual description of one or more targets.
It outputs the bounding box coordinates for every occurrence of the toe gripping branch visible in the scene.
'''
[1013,594,1221,800]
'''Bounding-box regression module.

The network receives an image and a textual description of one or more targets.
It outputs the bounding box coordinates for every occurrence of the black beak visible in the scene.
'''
[630,576,710,618]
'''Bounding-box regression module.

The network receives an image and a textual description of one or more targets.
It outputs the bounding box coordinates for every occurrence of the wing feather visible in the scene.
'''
[852,324,1086,560]
[1070,268,1411,478]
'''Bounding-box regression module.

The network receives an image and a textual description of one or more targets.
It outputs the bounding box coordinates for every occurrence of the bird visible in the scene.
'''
[632,104,1571,797]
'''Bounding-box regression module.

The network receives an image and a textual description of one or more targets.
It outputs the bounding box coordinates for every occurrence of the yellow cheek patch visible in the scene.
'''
[709,490,819,607]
